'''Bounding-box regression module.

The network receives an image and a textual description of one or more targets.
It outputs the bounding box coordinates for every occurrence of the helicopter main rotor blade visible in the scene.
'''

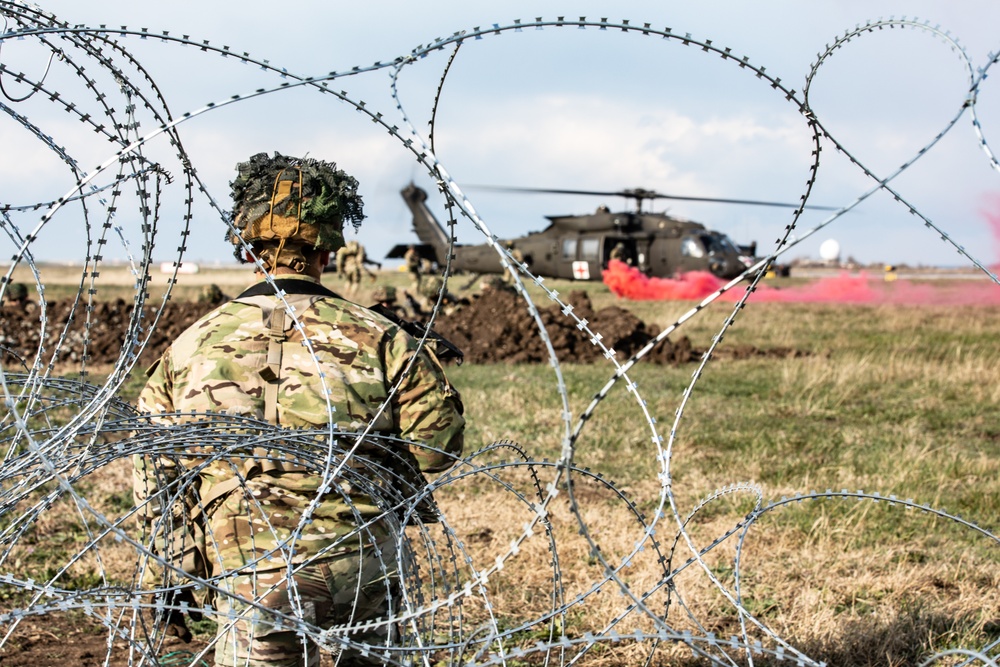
[637,192,840,211]
[466,184,839,211]
[469,185,633,198]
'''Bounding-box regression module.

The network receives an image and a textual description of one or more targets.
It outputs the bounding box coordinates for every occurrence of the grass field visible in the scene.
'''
[438,292,999,665]
[0,265,997,666]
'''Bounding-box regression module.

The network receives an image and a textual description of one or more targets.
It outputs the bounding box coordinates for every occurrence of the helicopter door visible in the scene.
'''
[604,238,638,268]
[578,236,603,279]
[649,236,681,277]
[559,237,580,279]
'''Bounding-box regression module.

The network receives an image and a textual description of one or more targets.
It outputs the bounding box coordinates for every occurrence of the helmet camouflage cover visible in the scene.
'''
[7,282,28,299]
[371,285,397,302]
[228,152,365,267]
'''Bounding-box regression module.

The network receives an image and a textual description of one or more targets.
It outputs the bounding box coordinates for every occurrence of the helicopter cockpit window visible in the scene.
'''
[581,238,600,260]
[710,233,739,254]
[700,232,737,255]
[681,236,706,258]
[562,238,577,260]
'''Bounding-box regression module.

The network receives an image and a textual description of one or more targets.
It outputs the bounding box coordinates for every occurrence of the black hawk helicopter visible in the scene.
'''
[386,184,835,282]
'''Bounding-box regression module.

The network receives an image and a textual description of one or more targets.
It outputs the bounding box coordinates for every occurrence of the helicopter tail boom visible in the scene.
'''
[400,184,451,266]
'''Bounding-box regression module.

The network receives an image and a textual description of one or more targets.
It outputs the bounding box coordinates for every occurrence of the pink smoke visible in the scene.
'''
[977,192,1000,270]
[602,264,725,300]
[602,260,1000,305]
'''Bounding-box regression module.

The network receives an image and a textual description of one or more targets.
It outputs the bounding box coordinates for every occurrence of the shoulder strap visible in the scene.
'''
[236,278,342,300]
[261,306,286,424]
[231,287,322,425]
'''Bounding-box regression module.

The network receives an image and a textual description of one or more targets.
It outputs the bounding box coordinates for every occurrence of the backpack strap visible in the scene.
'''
[231,292,311,425]
[261,306,286,424]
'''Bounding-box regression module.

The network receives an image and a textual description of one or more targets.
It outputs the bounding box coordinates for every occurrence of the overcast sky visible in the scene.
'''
[3,1,1000,269]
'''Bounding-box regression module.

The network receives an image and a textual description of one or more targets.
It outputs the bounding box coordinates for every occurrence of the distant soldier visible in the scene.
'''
[354,242,380,281]
[335,239,373,294]
[609,242,630,265]
[196,283,227,306]
[410,275,441,317]
[416,275,466,317]
[478,275,511,294]
[370,284,409,320]
[404,244,422,291]
[3,282,28,307]
[504,241,524,284]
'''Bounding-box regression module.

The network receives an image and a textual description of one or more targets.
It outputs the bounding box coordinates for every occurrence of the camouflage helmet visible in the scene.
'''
[6,282,28,301]
[228,152,365,270]
[371,285,397,302]
[197,283,226,305]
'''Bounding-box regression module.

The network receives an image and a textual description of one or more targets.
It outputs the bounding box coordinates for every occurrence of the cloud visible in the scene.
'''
[428,92,812,199]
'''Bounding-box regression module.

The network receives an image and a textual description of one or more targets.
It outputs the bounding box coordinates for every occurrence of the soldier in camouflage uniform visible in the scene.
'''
[370,284,410,320]
[503,241,523,284]
[133,152,465,667]
[403,245,422,292]
[335,240,374,294]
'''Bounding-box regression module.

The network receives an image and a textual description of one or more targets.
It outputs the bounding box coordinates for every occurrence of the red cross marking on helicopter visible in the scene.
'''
[572,261,590,280]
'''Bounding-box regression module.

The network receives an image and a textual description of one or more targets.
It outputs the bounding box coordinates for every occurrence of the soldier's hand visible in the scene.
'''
[163,588,202,643]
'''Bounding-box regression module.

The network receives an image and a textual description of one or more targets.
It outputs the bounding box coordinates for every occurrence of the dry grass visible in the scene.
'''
[1,270,997,666]
[437,293,999,665]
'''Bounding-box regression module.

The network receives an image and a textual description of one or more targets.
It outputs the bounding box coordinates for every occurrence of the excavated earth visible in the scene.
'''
[0,298,217,371]
[0,290,803,371]
[430,288,697,365]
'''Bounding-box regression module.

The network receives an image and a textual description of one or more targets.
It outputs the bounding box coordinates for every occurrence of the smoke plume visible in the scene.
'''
[602,260,1000,305]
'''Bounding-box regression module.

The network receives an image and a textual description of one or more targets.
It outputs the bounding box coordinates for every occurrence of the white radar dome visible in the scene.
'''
[819,239,841,262]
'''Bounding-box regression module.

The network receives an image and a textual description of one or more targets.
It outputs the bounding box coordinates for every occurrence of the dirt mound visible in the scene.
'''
[430,289,696,365]
[0,291,802,369]
[0,299,215,371]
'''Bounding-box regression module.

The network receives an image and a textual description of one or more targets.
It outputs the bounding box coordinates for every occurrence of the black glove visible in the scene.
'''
[162,588,203,643]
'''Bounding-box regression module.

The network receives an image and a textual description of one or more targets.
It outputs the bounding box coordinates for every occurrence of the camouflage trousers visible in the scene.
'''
[212,543,398,667]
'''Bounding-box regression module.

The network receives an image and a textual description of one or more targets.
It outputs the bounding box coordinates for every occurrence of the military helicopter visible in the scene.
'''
[386,183,835,282]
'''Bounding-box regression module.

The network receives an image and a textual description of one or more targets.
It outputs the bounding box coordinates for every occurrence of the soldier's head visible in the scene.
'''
[479,275,506,292]
[5,282,28,305]
[197,283,225,305]
[371,285,397,304]
[227,152,365,276]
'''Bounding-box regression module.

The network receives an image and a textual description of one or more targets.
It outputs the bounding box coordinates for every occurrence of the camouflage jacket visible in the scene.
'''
[133,275,464,576]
